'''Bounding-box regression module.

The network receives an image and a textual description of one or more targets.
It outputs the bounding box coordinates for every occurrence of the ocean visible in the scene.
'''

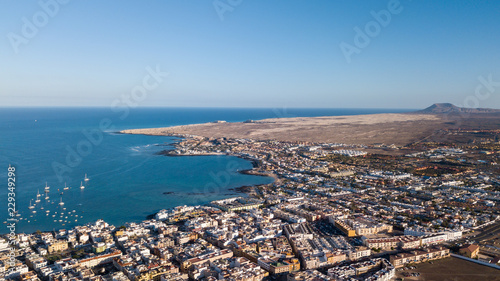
[0,107,410,233]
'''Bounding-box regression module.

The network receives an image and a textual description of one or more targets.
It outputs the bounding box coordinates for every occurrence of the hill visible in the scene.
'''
[416,103,500,114]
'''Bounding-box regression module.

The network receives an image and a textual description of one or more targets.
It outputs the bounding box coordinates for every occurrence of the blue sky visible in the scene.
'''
[1,0,499,108]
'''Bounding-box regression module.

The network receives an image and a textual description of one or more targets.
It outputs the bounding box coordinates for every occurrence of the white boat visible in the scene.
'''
[28,200,35,209]
[80,181,85,189]
[36,190,41,197]
[45,195,50,200]
[59,198,64,206]
[84,174,89,181]
[63,183,69,190]
[44,182,50,190]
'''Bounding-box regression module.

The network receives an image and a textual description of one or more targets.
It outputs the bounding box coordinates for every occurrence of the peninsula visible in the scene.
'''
[121,104,500,146]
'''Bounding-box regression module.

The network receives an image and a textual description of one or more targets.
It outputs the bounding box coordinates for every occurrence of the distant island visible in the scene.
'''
[121,103,500,147]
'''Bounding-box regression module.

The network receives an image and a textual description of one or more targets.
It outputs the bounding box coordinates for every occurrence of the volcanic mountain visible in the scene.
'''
[416,103,500,114]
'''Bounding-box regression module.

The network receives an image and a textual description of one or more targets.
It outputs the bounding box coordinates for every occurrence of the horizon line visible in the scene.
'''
[0,105,421,110]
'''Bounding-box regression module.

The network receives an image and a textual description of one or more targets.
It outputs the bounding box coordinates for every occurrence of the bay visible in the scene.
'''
[0,107,409,233]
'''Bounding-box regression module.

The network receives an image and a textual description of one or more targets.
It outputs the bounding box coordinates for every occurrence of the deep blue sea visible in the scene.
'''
[0,107,410,233]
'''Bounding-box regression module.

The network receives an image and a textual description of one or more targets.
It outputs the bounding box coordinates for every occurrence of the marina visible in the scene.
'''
[5,175,91,229]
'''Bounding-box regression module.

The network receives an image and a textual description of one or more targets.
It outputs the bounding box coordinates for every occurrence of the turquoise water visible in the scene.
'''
[0,107,410,233]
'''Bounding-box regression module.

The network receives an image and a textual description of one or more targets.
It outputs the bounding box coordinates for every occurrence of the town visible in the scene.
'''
[2,133,500,281]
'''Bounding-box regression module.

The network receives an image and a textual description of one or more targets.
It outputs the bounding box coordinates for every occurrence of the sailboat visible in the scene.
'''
[80,181,85,189]
[59,197,64,206]
[35,190,41,203]
[84,174,89,181]
[63,183,69,190]
[44,182,50,190]
[28,199,35,209]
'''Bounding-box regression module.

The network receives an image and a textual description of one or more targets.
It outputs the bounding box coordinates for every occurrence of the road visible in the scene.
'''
[474,221,500,242]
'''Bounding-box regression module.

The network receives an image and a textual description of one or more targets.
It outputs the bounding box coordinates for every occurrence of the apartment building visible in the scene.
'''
[390,247,450,268]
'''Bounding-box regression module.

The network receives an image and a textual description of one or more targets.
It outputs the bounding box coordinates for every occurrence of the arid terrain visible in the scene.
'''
[121,104,500,146]
[395,257,500,281]
[122,113,443,146]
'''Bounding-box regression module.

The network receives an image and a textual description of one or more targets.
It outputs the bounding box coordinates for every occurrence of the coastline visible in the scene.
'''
[11,111,439,234]
[133,132,277,223]
[144,184,262,221]
[144,132,277,181]
[155,149,225,157]
[153,139,278,183]
[9,111,436,234]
